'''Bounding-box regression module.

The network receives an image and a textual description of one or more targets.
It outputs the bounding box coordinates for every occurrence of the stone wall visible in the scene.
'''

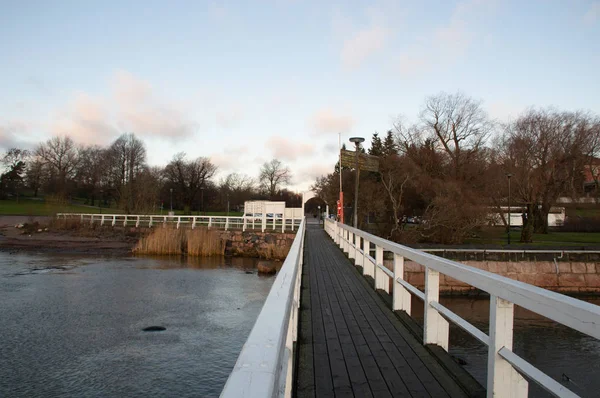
[383,259,600,295]
[218,230,296,259]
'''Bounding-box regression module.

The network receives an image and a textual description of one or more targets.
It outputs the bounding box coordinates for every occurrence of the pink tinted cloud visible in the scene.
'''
[266,136,315,161]
[311,108,354,134]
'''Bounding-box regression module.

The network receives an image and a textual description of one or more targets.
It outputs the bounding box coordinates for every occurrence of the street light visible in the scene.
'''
[227,193,230,216]
[99,189,103,214]
[200,186,205,215]
[318,205,321,225]
[349,136,365,228]
[170,188,173,212]
[507,173,512,245]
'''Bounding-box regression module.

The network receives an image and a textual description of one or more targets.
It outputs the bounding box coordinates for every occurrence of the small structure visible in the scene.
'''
[243,200,303,220]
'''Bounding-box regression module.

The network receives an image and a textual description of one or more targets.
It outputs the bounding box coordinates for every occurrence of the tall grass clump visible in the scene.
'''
[187,228,224,256]
[133,226,224,256]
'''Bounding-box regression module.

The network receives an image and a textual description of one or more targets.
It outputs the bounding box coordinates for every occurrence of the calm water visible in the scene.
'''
[0,253,276,397]
[410,296,600,397]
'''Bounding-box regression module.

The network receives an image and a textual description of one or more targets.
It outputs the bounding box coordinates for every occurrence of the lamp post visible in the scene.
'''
[349,137,365,228]
[99,189,103,214]
[227,193,230,216]
[507,173,512,245]
[318,205,321,225]
[170,188,173,212]
[200,186,205,215]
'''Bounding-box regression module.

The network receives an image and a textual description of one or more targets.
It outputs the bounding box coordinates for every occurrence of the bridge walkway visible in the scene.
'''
[295,223,471,398]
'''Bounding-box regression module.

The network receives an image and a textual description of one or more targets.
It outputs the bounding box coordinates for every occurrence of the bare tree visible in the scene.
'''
[259,159,291,198]
[420,92,493,180]
[36,136,79,196]
[163,152,217,213]
[379,155,411,238]
[502,109,592,239]
[75,145,106,206]
[105,133,147,212]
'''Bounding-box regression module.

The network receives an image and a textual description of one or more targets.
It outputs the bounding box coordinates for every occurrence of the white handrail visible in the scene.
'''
[220,218,306,398]
[55,213,302,232]
[324,218,599,398]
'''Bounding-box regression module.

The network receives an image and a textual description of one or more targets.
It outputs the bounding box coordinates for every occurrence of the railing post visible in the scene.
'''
[149,216,153,227]
[90,214,94,225]
[123,215,127,227]
[112,215,116,226]
[208,217,212,229]
[282,215,285,233]
[348,232,355,260]
[243,217,247,232]
[393,254,411,315]
[362,239,370,276]
[487,296,528,398]
[375,245,384,290]
[261,214,266,233]
[100,215,105,226]
[424,267,449,350]
[136,216,140,228]
[225,217,229,231]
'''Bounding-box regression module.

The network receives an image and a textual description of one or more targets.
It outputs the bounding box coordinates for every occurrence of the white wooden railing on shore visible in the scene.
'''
[220,218,306,398]
[56,213,302,232]
[324,219,600,398]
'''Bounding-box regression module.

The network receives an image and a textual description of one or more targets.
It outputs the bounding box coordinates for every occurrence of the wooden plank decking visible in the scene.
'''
[296,223,471,397]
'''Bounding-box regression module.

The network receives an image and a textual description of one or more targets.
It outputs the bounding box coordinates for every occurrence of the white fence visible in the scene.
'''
[324,218,600,398]
[220,218,306,397]
[56,213,303,232]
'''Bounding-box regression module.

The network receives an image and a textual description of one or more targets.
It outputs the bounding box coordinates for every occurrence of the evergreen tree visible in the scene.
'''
[369,133,383,156]
[383,130,397,157]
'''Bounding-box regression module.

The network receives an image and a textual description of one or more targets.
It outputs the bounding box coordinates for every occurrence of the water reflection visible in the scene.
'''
[0,252,275,397]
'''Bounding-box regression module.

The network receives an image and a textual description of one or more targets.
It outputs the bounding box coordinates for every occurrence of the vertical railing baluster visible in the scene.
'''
[136,216,140,228]
[375,245,383,290]
[101,215,105,226]
[362,239,370,276]
[487,296,528,397]
[393,254,411,315]
[424,267,449,350]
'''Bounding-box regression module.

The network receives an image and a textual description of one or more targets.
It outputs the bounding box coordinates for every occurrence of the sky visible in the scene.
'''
[1,0,599,191]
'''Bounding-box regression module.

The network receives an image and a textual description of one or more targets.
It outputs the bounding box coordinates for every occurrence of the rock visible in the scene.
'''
[257,261,277,275]
[142,326,166,332]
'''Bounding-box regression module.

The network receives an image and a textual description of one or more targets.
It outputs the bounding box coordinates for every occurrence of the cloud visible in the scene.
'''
[396,53,429,77]
[51,93,118,146]
[0,121,33,150]
[292,162,335,191]
[487,101,524,122]
[112,71,198,138]
[584,1,600,25]
[394,0,496,76]
[216,105,244,129]
[334,6,391,70]
[311,109,354,134]
[265,136,315,161]
[341,25,388,69]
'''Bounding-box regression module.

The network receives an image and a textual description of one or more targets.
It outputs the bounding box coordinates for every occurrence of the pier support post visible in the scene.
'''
[487,296,527,398]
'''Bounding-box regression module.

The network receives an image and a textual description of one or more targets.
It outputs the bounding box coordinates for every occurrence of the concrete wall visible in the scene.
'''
[383,259,600,295]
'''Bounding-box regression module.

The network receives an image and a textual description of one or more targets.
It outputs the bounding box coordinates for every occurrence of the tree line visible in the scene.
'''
[0,133,297,213]
[312,92,600,244]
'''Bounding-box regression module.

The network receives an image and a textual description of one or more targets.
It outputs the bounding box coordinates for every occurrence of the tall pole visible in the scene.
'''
[349,137,365,228]
[507,173,512,245]
[201,187,204,215]
[170,188,173,212]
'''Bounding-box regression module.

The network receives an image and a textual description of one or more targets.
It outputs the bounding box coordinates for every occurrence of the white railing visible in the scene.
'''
[220,218,306,398]
[324,219,600,398]
[55,213,302,232]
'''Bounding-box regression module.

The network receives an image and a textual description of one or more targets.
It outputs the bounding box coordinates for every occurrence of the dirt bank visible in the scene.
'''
[0,216,136,255]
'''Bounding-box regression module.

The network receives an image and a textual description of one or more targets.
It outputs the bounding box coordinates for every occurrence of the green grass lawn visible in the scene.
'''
[0,199,121,216]
[0,199,242,217]
[465,228,600,247]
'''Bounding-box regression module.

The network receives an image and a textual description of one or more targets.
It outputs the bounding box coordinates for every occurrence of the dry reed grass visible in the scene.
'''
[133,226,224,256]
